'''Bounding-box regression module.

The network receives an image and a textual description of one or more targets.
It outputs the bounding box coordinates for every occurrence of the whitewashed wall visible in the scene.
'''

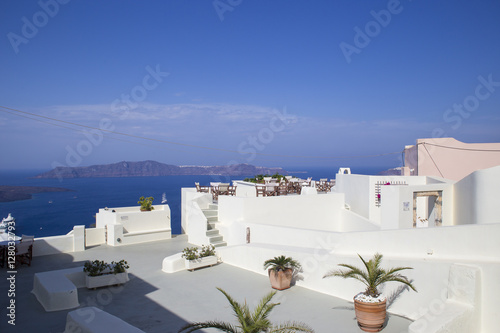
[181,188,213,245]
[218,194,345,232]
[454,165,500,225]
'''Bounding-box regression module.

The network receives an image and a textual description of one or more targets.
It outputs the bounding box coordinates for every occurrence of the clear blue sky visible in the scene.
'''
[1,0,499,171]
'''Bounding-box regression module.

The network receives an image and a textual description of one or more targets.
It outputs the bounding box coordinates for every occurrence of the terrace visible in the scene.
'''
[2,165,499,332]
[1,236,413,332]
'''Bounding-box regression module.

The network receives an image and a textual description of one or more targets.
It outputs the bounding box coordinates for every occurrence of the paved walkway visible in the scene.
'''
[0,235,412,332]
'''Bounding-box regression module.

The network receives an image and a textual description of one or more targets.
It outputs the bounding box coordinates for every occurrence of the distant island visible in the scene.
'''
[33,161,287,179]
[0,185,73,202]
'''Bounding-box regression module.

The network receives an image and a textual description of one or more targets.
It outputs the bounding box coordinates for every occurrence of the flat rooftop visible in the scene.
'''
[0,236,412,332]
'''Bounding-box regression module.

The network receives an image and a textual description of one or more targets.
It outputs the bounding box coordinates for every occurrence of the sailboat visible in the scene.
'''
[161,192,167,204]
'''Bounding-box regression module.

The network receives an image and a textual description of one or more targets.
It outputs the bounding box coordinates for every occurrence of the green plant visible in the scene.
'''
[138,196,154,211]
[178,287,314,333]
[83,260,108,277]
[200,244,216,258]
[111,260,130,274]
[182,245,217,261]
[182,247,200,261]
[83,259,130,276]
[263,255,302,272]
[323,253,417,298]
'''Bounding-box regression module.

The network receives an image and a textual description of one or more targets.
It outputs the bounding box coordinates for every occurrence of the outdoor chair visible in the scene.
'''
[228,186,237,196]
[218,183,230,195]
[15,241,33,267]
[315,181,325,192]
[265,184,278,196]
[256,185,265,197]
[22,234,35,243]
[0,246,5,268]
[195,182,209,193]
[302,177,312,187]
[212,183,230,201]
[277,184,288,196]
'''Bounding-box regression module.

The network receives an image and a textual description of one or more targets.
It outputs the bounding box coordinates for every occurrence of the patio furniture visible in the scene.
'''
[302,177,312,187]
[195,182,209,193]
[212,183,230,201]
[265,184,278,196]
[32,267,85,312]
[256,185,266,197]
[64,306,145,333]
[15,240,33,267]
[0,246,5,268]
[277,184,288,196]
[228,186,237,196]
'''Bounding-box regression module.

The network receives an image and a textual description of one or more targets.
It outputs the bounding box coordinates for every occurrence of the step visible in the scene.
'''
[208,204,218,210]
[206,216,218,222]
[202,209,218,217]
[206,229,219,236]
[207,222,218,230]
[209,235,223,243]
[211,240,227,248]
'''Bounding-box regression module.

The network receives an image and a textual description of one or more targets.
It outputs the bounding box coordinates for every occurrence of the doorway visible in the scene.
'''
[413,191,442,228]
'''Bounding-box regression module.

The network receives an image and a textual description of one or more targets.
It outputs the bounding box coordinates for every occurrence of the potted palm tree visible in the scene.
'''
[323,253,416,332]
[138,196,154,211]
[178,287,314,332]
[263,255,301,290]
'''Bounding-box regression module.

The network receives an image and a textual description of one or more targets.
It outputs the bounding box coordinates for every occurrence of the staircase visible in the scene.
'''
[202,204,227,248]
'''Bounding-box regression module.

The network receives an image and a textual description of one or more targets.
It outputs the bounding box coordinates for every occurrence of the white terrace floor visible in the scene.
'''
[0,235,412,332]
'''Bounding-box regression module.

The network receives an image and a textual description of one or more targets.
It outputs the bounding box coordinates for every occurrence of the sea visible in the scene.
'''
[0,166,387,238]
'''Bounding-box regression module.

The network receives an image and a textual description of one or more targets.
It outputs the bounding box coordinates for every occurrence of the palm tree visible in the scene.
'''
[178,287,314,333]
[323,253,417,297]
[263,255,301,272]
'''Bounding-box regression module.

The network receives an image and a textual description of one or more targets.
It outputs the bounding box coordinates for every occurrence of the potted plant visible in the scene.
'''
[182,245,218,271]
[138,196,154,211]
[83,259,130,289]
[178,287,313,332]
[323,253,417,332]
[263,255,302,290]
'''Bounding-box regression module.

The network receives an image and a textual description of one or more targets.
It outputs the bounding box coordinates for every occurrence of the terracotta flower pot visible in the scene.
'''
[268,268,293,290]
[353,297,387,332]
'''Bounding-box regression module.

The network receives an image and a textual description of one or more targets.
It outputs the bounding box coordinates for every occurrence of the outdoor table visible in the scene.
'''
[0,232,21,268]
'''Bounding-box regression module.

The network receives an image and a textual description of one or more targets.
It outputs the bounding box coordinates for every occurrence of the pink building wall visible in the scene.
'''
[404,137,500,181]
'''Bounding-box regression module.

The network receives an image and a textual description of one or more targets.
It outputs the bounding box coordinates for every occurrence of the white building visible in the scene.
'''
[182,164,500,333]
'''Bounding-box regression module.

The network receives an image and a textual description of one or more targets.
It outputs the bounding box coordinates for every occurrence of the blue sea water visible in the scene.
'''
[0,166,386,238]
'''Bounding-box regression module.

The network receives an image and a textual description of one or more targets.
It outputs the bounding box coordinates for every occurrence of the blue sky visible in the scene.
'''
[1,0,499,171]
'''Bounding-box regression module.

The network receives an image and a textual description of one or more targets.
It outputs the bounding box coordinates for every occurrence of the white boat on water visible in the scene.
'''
[161,193,167,204]
[0,213,15,229]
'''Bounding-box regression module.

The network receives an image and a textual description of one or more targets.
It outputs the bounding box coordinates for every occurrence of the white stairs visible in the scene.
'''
[202,204,227,248]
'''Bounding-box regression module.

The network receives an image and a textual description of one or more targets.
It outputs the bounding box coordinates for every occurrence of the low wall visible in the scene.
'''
[218,223,500,332]
[218,194,345,232]
[95,204,171,246]
[181,189,213,245]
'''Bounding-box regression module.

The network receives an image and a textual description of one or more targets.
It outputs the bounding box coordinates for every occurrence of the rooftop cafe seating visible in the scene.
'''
[228,185,237,196]
[15,236,34,267]
[265,184,278,196]
[0,246,5,268]
[277,183,288,196]
[287,178,302,194]
[302,177,313,187]
[211,183,231,201]
[256,185,266,197]
[195,182,210,193]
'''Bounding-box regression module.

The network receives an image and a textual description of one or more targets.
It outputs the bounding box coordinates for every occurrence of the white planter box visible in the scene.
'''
[185,256,218,271]
[85,272,129,289]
